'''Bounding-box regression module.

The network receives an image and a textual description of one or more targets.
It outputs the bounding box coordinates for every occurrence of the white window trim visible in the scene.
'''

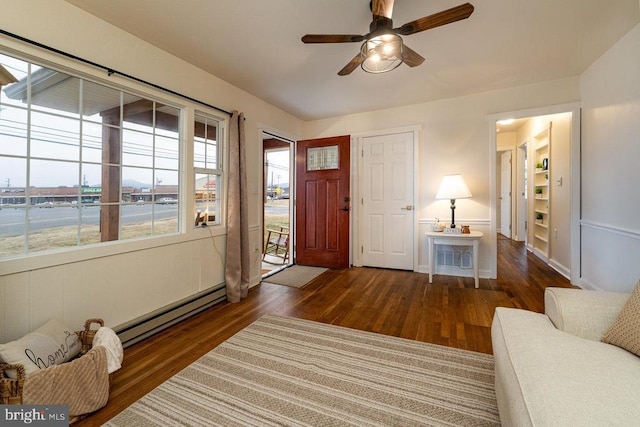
[0,43,230,275]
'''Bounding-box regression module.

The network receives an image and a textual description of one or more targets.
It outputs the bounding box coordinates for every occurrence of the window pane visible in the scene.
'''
[154,169,178,190]
[28,206,79,253]
[155,135,179,170]
[30,159,78,189]
[122,128,153,167]
[29,68,80,119]
[80,162,102,193]
[0,207,26,257]
[0,156,26,194]
[122,167,153,201]
[194,113,218,169]
[0,55,28,109]
[81,184,101,205]
[205,144,217,169]
[80,209,100,245]
[121,203,153,240]
[152,203,178,235]
[82,80,123,124]
[156,105,180,137]
[121,97,153,131]
[194,139,206,169]
[0,106,28,156]
[82,121,107,163]
[195,173,218,226]
[307,145,339,171]
[31,111,80,161]
[0,206,26,257]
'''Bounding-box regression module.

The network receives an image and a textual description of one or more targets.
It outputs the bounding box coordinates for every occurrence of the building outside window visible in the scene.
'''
[0,53,182,259]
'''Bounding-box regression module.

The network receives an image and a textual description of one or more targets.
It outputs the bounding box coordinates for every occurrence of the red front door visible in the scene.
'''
[295,135,350,268]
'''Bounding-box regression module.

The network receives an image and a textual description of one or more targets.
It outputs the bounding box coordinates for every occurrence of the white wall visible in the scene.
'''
[303,78,581,278]
[580,22,640,292]
[0,0,303,342]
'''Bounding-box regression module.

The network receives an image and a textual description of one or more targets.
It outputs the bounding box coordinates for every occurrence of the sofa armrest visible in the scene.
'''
[544,287,630,341]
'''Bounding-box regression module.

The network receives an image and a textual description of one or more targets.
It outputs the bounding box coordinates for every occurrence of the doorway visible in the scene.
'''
[499,150,512,238]
[493,107,579,282]
[262,135,294,276]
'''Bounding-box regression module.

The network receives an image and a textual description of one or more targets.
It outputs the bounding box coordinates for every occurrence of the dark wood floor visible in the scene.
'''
[78,235,574,426]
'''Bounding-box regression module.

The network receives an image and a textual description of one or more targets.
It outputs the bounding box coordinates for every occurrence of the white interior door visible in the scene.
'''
[516,143,528,242]
[500,151,512,238]
[361,131,414,270]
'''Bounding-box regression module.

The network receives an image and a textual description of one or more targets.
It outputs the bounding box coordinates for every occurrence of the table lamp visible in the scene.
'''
[435,174,472,229]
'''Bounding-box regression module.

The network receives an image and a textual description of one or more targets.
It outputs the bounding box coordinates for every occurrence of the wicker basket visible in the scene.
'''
[0,318,104,405]
[0,363,25,405]
[76,318,104,355]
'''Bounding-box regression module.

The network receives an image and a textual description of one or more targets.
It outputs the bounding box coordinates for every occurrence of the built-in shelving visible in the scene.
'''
[532,124,551,260]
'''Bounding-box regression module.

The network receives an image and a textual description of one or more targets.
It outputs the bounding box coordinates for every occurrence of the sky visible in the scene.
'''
[265,149,290,188]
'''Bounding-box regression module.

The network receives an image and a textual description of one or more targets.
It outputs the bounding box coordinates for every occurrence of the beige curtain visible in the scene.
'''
[225,111,249,303]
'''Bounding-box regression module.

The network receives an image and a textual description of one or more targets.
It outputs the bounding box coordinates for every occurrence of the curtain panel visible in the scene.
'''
[225,111,249,303]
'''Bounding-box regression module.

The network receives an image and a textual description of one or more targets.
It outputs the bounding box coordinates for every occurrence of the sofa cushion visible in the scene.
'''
[602,279,640,356]
[492,307,640,426]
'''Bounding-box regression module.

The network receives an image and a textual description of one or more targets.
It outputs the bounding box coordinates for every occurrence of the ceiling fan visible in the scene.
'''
[301,0,474,76]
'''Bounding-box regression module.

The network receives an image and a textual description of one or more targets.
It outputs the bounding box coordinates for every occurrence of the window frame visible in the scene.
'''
[0,47,224,267]
[193,110,224,228]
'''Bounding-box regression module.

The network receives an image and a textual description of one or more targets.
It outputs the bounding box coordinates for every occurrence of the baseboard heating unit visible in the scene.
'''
[115,283,227,348]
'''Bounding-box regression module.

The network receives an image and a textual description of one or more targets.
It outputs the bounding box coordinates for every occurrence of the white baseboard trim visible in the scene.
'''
[577,278,605,291]
[548,259,570,280]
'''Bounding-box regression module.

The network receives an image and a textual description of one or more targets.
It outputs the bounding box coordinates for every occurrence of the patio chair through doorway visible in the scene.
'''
[263,226,290,264]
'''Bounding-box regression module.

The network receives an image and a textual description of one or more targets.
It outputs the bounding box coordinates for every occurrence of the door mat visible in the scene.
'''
[262,265,328,288]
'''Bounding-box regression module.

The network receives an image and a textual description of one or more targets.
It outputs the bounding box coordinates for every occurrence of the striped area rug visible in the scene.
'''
[106,315,500,426]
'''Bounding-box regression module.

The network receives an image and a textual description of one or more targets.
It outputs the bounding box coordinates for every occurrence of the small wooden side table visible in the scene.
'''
[425,231,484,288]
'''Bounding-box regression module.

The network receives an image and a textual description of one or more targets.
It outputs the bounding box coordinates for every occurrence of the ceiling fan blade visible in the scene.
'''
[302,34,365,43]
[401,45,425,67]
[395,3,474,36]
[337,54,363,76]
[372,0,394,20]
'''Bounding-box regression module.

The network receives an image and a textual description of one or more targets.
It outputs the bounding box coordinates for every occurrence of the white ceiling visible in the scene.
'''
[65,0,639,121]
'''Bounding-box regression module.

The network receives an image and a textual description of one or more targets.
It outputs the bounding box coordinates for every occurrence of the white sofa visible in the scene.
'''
[492,287,640,426]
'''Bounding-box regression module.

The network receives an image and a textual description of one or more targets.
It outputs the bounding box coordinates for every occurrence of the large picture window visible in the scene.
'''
[0,53,182,259]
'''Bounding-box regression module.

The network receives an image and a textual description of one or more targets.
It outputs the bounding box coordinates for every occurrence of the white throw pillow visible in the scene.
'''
[0,318,81,378]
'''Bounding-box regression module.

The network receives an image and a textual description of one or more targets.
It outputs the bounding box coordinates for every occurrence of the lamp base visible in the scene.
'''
[450,199,457,229]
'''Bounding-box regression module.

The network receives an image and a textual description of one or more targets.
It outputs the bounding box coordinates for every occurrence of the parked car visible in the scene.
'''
[158,197,178,204]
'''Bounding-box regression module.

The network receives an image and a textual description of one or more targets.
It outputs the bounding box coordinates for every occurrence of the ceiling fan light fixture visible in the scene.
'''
[360,33,403,74]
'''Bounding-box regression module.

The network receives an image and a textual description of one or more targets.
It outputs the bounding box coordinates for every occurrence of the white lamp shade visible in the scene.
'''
[435,174,472,200]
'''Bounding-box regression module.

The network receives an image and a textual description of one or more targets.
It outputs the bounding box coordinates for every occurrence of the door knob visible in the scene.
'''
[400,205,413,211]
[341,206,350,211]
